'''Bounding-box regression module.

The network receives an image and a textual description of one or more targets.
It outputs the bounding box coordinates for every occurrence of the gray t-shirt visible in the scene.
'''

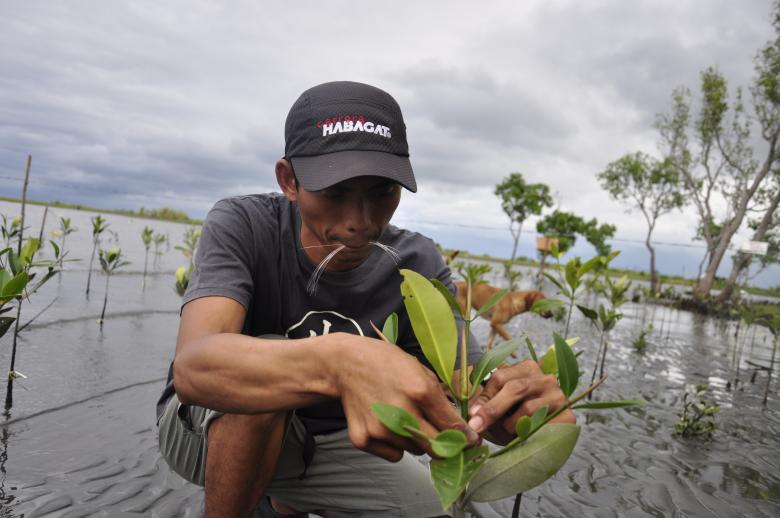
[157,192,480,433]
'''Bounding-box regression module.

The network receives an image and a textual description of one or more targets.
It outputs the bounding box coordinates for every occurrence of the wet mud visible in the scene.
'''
[0,204,778,517]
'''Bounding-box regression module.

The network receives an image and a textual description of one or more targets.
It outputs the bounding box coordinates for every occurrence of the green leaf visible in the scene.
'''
[531,298,564,314]
[400,269,457,388]
[525,337,538,362]
[564,260,579,292]
[543,272,571,298]
[553,333,578,398]
[530,405,548,430]
[19,238,40,265]
[430,278,463,319]
[469,339,520,388]
[603,250,620,266]
[370,403,420,439]
[1,271,29,298]
[577,255,602,279]
[515,415,532,440]
[431,429,468,458]
[539,346,558,375]
[176,265,190,285]
[382,312,399,345]
[0,316,15,339]
[466,423,580,502]
[8,251,21,276]
[0,269,10,292]
[572,400,645,410]
[576,304,598,321]
[430,445,490,511]
[49,239,61,260]
[475,288,509,318]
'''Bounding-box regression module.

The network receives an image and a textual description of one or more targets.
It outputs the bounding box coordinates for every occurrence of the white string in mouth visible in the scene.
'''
[304,241,403,296]
[306,244,346,295]
[370,241,401,264]
[298,243,344,250]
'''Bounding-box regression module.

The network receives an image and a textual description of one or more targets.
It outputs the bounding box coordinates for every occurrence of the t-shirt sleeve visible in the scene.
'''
[181,199,256,311]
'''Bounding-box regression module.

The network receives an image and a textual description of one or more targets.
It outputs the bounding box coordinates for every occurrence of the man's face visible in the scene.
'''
[293,175,402,271]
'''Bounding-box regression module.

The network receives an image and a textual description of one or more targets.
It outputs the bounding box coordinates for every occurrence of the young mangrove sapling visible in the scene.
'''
[98,246,129,327]
[54,216,77,270]
[371,268,642,516]
[141,226,153,288]
[174,226,201,296]
[86,215,109,295]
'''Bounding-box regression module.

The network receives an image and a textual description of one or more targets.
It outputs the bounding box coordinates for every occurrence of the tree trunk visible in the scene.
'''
[537,251,548,286]
[692,242,727,300]
[510,222,522,262]
[645,224,658,294]
[717,187,780,303]
[693,175,775,300]
[692,129,778,301]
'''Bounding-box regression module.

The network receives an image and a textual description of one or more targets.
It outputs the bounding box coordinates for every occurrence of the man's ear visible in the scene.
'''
[276,159,298,202]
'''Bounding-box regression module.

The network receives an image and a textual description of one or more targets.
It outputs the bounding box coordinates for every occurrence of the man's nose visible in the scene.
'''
[344,198,371,235]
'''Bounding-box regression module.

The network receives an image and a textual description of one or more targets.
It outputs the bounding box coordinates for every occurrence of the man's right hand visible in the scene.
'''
[331,332,480,462]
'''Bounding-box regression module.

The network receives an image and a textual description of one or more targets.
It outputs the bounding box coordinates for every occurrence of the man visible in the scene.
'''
[157,81,574,517]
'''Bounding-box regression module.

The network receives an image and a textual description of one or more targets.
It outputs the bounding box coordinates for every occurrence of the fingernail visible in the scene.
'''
[468,415,484,433]
[469,404,481,417]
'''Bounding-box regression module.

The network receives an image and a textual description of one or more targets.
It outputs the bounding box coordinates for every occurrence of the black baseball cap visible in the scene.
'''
[284,81,417,192]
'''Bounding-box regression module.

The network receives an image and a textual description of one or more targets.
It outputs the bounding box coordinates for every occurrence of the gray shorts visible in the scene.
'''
[157,395,446,517]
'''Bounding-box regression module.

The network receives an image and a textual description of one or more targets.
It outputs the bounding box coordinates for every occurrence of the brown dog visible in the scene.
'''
[455,281,552,350]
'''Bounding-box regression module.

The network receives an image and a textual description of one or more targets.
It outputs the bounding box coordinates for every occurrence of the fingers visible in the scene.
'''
[470,360,541,409]
[417,374,480,448]
[347,364,479,461]
[467,359,572,437]
[468,377,531,434]
[348,415,426,461]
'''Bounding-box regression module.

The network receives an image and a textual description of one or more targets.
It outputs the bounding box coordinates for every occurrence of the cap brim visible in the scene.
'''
[290,150,417,193]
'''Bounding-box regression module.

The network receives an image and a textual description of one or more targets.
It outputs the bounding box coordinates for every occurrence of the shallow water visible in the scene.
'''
[0,205,779,517]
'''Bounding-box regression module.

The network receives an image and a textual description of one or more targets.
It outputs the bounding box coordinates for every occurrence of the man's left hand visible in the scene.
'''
[467,360,576,445]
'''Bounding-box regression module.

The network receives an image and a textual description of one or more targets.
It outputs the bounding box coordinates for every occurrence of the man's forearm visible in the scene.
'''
[174,332,343,414]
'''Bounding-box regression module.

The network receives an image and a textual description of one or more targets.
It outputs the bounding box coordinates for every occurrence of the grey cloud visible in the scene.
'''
[395,61,576,150]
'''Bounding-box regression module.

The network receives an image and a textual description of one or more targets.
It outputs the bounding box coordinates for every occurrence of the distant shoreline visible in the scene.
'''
[0,195,202,225]
[2,195,777,299]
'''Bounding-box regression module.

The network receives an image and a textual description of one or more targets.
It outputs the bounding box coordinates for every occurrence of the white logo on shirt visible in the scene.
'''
[285,310,365,338]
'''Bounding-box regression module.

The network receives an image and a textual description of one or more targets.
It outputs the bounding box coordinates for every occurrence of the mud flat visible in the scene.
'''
[0,204,778,517]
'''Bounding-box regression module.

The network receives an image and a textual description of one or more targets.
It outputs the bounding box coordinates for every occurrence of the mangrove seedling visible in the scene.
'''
[85,215,109,295]
[757,313,780,406]
[152,232,168,268]
[97,246,129,327]
[594,271,631,381]
[674,384,719,438]
[502,260,523,291]
[175,226,201,269]
[535,249,615,337]
[372,269,642,516]
[175,265,190,297]
[632,324,653,353]
[55,216,77,269]
[1,237,59,408]
[1,215,22,249]
[141,226,153,287]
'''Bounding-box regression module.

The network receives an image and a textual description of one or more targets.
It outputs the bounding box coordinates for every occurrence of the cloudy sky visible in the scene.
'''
[2,0,778,286]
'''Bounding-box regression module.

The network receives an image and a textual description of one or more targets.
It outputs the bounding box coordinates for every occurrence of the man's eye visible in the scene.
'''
[373,186,397,197]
